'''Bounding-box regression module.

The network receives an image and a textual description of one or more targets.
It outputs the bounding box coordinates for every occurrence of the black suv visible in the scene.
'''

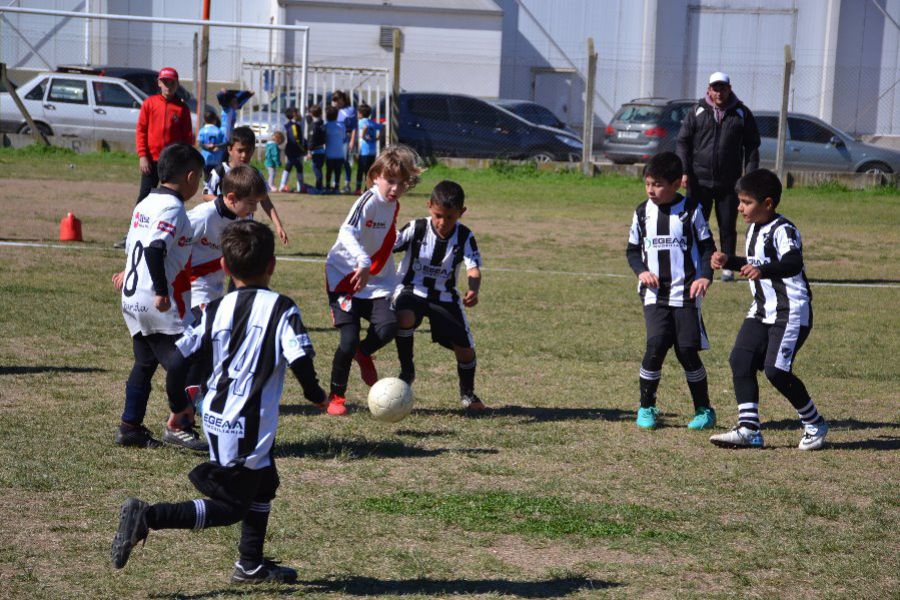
[396,93,582,162]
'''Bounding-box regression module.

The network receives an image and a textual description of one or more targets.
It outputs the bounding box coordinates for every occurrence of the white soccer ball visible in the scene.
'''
[367,377,414,423]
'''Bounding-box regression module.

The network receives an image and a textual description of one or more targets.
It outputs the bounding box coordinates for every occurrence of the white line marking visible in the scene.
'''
[2,240,898,289]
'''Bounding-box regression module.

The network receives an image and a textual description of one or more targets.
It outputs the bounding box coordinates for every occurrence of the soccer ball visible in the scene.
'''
[367,377,414,423]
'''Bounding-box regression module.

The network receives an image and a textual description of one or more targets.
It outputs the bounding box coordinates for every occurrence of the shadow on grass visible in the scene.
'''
[157,576,619,598]
[276,436,497,459]
[763,418,898,431]
[282,250,327,258]
[828,436,900,451]
[414,405,636,423]
[0,365,105,375]
[394,428,457,438]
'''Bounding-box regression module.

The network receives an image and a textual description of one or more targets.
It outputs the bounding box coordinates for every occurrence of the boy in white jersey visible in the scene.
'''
[204,126,289,245]
[112,143,208,452]
[709,169,828,450]
[323,144,423,415]
[111,220,328,584]
[393,180,485,412]
[626,152,717,430]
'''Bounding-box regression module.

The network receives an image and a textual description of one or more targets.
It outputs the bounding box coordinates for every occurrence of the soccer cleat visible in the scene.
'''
[709,426,764,448]
[687,407,717,430]
[721,269,735,282]
[326,393,348,416]
[162,425,209,452]
[110,497,150,569]
[230,559,298,584]
[113,236,127,249]
[798,419,829,451]
[354,349,379,386]
[279,185,292,193]
[299,184,309,194]
[636,406,659,429]
[115,423,162,448]
[341,185,352,194]
[354,188,362,196]
[461,393,487,413]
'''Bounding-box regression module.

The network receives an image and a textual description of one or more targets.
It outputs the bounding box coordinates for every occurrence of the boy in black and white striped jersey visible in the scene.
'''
[626,152,717,430]
[111,220,328,584]
[709,169,828,450]
[393,180,485,412]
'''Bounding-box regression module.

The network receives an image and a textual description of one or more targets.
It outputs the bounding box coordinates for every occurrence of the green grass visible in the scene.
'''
[0,148,898,599]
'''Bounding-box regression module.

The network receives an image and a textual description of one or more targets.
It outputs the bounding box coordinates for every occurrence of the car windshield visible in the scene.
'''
[614,105,664,124]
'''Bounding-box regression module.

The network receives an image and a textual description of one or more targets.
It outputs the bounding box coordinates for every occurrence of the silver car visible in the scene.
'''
[601,98,693,164]
[754,111,900,174]
[0,70,147,145]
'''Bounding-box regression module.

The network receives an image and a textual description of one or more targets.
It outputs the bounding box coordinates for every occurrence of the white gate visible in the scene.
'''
[239,62,391,150]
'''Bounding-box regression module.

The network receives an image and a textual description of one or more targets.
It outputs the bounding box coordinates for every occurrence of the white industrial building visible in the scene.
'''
[1,0,899,135]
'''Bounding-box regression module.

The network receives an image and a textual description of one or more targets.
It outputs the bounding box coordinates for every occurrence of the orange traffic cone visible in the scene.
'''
[59,212,83,242]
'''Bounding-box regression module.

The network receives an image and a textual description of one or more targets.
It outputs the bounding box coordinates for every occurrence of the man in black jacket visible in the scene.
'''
[677,72,760,281]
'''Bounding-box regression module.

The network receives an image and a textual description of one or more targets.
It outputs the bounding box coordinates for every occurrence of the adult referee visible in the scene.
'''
[676,72,760,281]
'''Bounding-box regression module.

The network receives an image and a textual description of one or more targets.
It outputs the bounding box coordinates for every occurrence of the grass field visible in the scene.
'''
[0,147,898,599]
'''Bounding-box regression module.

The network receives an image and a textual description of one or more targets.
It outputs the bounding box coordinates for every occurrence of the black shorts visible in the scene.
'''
[328,293,396,329]
[732,318,812,372]
[395,290,473,350]
[643,304,709,350]
[188,461,280,507]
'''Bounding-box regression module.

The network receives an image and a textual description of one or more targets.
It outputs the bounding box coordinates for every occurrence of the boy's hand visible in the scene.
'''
[638,271,660,289]
[711,251,728,269]
[166,405,196,431]
[740,264,762,280]
[463,290,479,307]
[681,174,689,191]
[139,155,152,175]
[276,226,289,245]
[111,271,125,292]
[154,294,171,312]
[690,277,710,299]
[350,265,371,293]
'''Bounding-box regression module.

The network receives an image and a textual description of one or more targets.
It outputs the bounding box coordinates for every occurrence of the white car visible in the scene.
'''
[0,70,147,145]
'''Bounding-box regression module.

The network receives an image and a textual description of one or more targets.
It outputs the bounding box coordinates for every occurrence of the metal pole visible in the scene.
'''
[775,44,794,182]
[1,63,49,145]
[581,37,597,176]
[300,27,309,117]
[196,0,210,144]
[391,29,401,145]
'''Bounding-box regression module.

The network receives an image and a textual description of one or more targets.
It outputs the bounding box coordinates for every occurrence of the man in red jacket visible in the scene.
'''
[116,67,194,248]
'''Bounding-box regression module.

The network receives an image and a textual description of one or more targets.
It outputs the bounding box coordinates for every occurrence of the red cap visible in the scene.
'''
[158,67,179,81]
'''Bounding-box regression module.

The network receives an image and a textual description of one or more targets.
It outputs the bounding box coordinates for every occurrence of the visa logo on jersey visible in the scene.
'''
[133,212,150,228]
[203,412,245,438]
[644,236,688,252]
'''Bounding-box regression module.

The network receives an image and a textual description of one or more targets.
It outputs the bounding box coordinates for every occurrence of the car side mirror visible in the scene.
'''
[829,135,845,147]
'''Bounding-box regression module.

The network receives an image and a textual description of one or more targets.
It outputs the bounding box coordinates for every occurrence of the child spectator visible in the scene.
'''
[334,90,357,194]
[264,131,284,192]
[110,220,328,584]
[709,169,828,450]
[112,143,208,451]
[217,89,252,142]
[626,151,716,430]
[205,126,289,245]
[306,104,326,193]
[323,145,423,415]
[324,105,346,194]
[280,107,307,193]
[197,110,226,180]
[354,103,382,195]
[393,180,485,412]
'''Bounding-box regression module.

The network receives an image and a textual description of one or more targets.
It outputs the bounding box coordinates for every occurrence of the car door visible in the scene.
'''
[401,95,455,157]
[787,117,852,171]
[44,77,94,139]
[5,77,48,132]
[451,96,509,157]
[91,81,143,145]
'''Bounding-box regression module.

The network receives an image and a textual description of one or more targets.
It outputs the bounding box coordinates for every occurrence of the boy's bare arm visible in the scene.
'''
[259,195,289,244]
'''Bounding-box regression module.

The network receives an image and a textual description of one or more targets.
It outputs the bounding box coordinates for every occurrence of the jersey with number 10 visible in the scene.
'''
[176,287,315,470]
[121,188,193,336]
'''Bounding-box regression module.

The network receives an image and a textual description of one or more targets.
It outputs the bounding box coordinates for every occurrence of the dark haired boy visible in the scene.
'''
[111,220,328,584]
[393,180,485,412]
[279,106,307,193]
[306,104,327,193]
[204,125,289,244]
[324,105,346,194]
[709,169,827,450]
[354,103,383,195]
[626,151,717,430]
[112,143,208,451]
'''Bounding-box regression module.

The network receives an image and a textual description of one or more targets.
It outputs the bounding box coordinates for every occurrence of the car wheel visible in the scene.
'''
[529,150,555,163]
[857,161,893,175]
[17,122,52,137]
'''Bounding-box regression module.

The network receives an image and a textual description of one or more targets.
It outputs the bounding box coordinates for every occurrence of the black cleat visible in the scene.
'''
[399,371,415,386]
[111,497,150,569]
[162,425,208,453]
[231,559,298,584]
[115,424,162,448]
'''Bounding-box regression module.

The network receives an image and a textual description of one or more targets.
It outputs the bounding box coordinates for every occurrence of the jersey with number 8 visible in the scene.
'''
[121,189,194,336]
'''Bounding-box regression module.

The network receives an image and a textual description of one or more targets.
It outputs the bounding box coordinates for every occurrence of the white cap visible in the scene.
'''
[709,71,730,85]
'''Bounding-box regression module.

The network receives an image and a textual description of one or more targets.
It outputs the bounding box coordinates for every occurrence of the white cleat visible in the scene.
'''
[709,426,764,448]
[798,420,829,451]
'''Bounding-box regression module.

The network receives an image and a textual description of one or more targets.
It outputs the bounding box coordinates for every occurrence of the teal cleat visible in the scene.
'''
[687,407,716,430]
[636,406,659,429]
